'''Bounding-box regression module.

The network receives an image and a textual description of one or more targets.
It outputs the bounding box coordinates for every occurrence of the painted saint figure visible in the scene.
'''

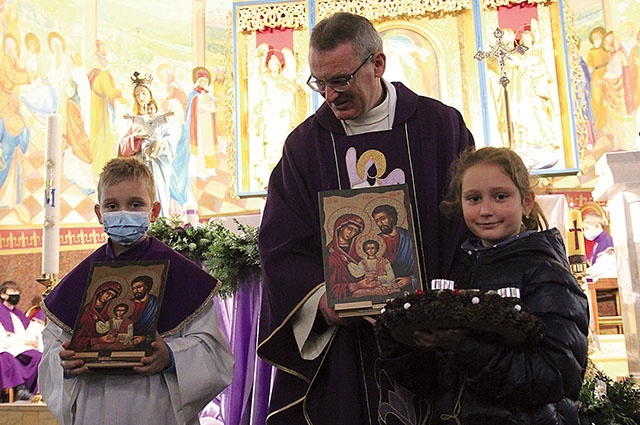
[185,66,218,176]
[118,72,176,216]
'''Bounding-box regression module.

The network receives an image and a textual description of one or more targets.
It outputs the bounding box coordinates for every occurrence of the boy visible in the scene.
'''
[38,157,234,425]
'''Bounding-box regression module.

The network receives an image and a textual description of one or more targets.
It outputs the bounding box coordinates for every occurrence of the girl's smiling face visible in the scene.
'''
[461,163,534,247]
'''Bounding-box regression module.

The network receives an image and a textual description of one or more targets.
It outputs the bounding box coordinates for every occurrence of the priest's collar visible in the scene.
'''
[343,78,397,135]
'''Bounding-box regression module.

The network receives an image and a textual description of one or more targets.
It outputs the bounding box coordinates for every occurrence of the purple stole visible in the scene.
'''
[0,303,30,333]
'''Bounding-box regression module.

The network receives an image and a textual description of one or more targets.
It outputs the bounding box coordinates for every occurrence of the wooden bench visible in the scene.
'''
[588,277,623,334]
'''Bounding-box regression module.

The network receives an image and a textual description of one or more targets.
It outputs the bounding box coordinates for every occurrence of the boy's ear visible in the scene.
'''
[94,204,103,224]
[150,201,161,222]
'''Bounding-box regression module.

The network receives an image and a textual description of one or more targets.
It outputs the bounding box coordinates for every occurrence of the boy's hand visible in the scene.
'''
[59,340,89,376]
[133,331,171,375]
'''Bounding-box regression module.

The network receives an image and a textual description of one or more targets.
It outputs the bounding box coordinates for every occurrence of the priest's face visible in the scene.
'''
[309,42,386,120]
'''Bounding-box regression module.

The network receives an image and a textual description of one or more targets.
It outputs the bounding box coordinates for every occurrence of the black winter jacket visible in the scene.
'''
[377,228,589,425]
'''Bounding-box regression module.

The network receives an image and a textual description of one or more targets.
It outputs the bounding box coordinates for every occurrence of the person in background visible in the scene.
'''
[0,280,43,401]
[583,212,614,266]
[583,211,617,278]
[257,12,473,424]
[378,147,589,424]
[38,157,234,425]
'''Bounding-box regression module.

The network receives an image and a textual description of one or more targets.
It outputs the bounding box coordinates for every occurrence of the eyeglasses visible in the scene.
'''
[306,53,374,93]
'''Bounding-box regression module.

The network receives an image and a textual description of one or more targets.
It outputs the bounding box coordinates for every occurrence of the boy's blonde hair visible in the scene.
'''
[97,157,156,203]
[440,147,548,231]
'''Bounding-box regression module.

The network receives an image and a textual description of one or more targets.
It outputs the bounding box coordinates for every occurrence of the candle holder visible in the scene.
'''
[36,273,59,297]
[474,27,528,149]
[569,256,589,294]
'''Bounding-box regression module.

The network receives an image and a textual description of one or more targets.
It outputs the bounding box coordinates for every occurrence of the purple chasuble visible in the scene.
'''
[588,231,614,265]
[0,351,24,389]
[258,82,474,425]
[0,303,30,333]
[43,237,218,335]
[0,304,41,393]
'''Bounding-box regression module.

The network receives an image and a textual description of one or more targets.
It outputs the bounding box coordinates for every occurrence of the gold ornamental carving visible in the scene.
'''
[481,0,554,10]
[236,3,307,32]
[563,0,591,169]
[317,0,470,21]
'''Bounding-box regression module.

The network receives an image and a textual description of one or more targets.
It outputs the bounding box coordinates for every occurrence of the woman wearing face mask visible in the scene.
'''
[0,280,43,401]
[583,212,614,266]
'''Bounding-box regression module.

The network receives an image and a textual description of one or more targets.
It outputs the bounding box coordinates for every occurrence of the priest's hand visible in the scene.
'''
[59,340,89,376]
[134,331,171,375]
[318,292,356,327]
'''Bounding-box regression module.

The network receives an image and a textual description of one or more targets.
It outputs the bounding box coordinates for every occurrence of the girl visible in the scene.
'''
[378,147,589,424]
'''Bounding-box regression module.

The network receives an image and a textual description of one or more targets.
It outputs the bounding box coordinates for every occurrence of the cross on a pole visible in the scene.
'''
[474,27,528,148]
[474,27,528,87]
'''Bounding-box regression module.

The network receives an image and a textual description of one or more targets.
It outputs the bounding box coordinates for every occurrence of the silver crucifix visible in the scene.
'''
[475,27,528,148]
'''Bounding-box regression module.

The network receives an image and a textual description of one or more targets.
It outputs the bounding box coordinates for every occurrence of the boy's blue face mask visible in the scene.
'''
[101,210,150,246]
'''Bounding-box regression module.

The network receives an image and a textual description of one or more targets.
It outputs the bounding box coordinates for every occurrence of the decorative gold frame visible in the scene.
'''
[231,1,312,197]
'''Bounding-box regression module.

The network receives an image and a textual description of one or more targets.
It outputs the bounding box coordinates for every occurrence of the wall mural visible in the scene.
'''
[0,0,264,254]
[0,0,639,254]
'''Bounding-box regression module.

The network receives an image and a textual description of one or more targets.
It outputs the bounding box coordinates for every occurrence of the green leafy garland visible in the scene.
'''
[148,216,260,298]
[580,362,640,425]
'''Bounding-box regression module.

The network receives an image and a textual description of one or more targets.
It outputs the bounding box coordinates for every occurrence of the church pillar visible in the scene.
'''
[593,151,640,380]
[192,0,206,67]
[82,0,98,69]
[600,0,616,32]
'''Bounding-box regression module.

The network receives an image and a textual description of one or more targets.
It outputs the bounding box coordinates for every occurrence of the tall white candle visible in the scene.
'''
[42,113,62,276]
